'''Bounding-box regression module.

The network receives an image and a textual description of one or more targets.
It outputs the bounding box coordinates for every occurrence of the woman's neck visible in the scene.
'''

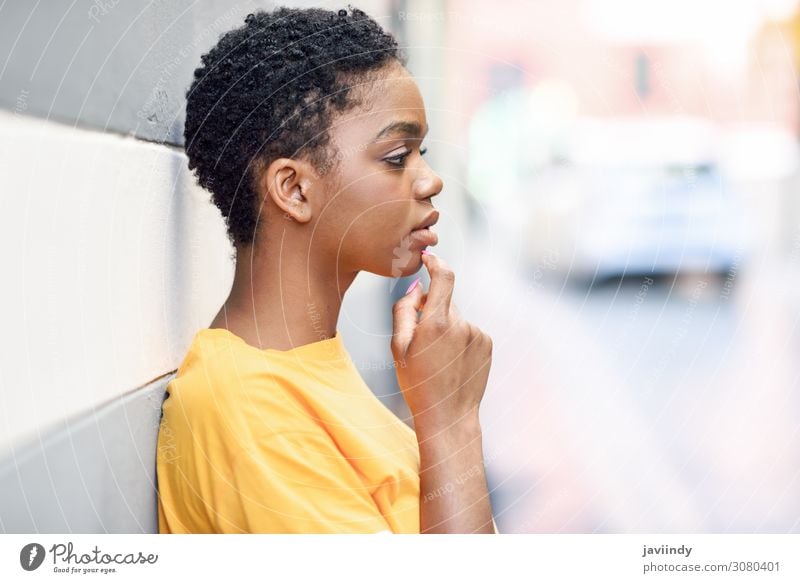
[209,231,358,351]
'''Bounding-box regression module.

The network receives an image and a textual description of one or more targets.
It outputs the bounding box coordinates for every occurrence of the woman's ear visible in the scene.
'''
[261,157,316,224]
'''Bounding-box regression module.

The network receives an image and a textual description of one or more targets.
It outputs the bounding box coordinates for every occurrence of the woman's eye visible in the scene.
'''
[384,146,428,167]
[384,150,410,167]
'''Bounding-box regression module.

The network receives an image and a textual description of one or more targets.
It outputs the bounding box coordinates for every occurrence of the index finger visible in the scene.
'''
[419,252,454,322]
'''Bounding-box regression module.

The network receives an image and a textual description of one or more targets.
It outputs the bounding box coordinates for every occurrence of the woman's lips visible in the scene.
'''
[409,226,438,247]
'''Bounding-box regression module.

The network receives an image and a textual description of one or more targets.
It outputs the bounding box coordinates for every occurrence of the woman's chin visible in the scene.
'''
[386,250,425,278]
[358,255,422,279]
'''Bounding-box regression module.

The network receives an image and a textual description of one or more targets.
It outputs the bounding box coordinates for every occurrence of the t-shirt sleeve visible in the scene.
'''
[224,429,393,534]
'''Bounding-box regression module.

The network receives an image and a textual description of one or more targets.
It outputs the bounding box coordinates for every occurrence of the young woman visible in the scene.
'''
[156,5,496,534]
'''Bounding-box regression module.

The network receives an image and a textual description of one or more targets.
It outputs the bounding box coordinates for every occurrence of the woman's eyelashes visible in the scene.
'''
[384,145,428,168]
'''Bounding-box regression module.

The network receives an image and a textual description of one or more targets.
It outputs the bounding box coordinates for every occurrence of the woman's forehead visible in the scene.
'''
[332,72,427,145]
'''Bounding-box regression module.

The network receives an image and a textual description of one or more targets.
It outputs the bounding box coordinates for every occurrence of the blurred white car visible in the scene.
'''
[525,116,751,284]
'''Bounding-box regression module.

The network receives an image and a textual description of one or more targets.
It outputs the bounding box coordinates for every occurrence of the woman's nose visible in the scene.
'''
[414,161,443,200]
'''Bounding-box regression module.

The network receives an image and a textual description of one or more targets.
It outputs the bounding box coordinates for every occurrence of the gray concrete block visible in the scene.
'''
[0,0,262,145]
[0,373,175,534]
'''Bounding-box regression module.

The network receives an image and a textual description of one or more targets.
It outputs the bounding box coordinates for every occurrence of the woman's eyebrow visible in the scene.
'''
[372,120,429,142]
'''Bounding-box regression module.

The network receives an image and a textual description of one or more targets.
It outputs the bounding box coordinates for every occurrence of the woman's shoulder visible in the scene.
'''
[166,326,360,407]
[163,328,341,437]
[170,327,262,381]
[178,326,352,374]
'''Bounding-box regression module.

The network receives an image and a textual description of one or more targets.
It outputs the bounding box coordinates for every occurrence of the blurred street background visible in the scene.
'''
[381,0,800,533]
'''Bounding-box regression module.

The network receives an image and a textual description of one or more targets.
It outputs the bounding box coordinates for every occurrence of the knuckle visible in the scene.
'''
[420,314,444,334]
[435,317,451,333]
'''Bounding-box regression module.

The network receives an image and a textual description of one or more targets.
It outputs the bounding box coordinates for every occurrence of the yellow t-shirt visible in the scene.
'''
[156,328,421,533]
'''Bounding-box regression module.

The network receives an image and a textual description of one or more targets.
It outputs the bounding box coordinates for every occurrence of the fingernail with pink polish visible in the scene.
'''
[405,276,421,295]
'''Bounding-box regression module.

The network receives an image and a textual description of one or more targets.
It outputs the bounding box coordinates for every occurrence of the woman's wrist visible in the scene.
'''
[413,407,482,451]
[415,407,493,534]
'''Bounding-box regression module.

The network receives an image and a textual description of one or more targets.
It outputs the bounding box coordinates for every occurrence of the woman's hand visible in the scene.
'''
[391,252,493,430]
[390,252,496,533]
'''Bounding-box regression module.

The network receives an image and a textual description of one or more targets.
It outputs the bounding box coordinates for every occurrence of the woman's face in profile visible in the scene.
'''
[316,60,444,279]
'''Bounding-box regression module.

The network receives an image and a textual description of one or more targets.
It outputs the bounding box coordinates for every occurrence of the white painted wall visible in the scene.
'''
[0,110,234,457]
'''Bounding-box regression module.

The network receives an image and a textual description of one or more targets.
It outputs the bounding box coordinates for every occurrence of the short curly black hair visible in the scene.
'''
[184,5,407,248]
